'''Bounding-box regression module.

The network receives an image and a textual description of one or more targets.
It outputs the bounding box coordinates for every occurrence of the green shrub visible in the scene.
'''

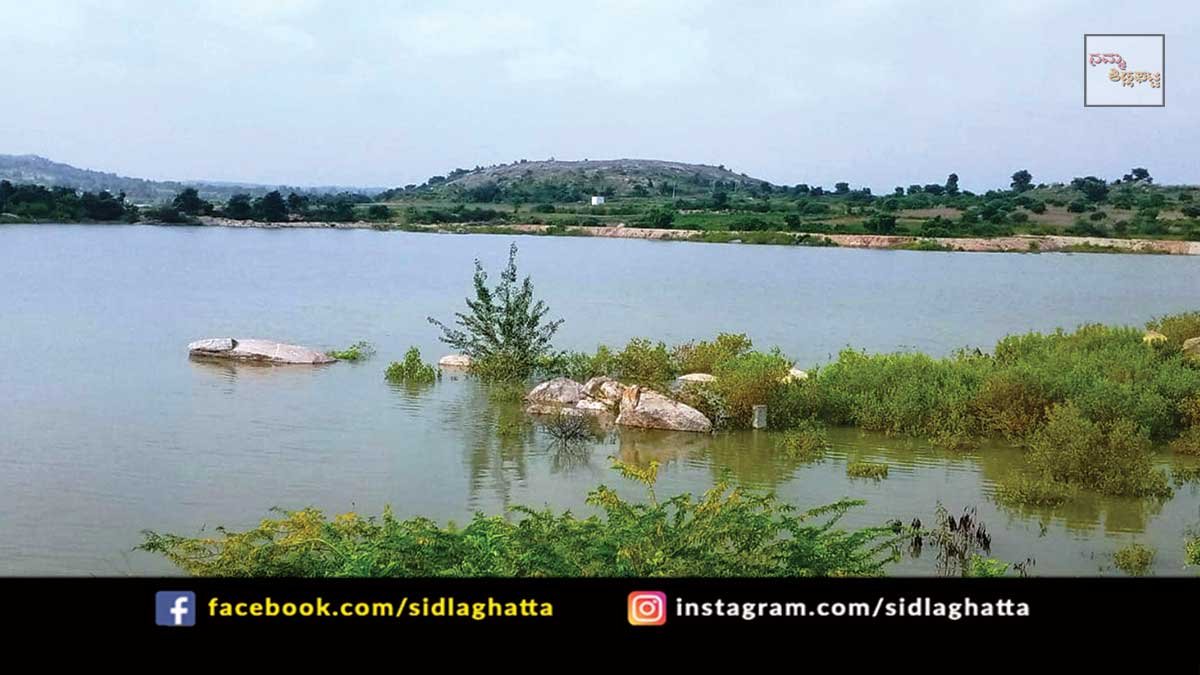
[994,472,1073,507]
[846,461,889,480]
[1170,427,1200,455]
[428,243,563,381]
[1146,312,1200,348]
[1113,543,1155,576]
[672,333,753,374]
[766,379,821,430]
[137,461,902,577]
[385,347,438,385]
[1172,465,1200,486]
[538,346,616,382]
[712,351,791,428]
[1025,403,1171,498]
[329,340,376,361]
[613,338,675,388]
[675,382,731,429]
[779,421,830,462]
[1187,538,1200,567]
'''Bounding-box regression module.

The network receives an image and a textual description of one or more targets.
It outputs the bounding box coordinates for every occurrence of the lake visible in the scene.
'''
[1,224,1198,575]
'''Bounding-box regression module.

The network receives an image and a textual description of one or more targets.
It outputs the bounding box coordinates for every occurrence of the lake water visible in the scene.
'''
[2,224,1198,575]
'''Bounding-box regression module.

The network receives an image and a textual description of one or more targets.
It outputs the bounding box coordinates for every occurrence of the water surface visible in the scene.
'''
[1,225,1198,575]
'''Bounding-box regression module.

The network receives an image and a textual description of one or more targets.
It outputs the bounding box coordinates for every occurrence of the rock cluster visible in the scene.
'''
[525,375,712,433]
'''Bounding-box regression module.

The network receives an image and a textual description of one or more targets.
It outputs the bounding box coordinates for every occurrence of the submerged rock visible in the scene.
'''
[616,385,712,433]
[438,354,473,369]
[527,377,585,405]
[188,338,335,364]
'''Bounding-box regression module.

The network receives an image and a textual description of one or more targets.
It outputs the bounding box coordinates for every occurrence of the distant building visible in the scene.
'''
[590,195,605,206]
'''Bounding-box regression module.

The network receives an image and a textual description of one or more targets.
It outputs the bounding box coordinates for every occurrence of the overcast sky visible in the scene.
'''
[0,0,1194,191]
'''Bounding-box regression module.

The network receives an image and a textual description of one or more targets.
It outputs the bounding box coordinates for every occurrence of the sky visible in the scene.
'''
[0,0,1195,191]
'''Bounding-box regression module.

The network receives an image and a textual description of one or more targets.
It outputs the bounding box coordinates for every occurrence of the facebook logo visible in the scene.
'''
[155,591,197,627]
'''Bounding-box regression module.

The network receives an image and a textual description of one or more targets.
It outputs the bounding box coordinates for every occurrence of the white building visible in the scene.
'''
[590,195,605,206]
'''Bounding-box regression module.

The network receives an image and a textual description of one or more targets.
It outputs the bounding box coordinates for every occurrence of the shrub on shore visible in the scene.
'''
[1145,311,1200,348]
[1187,538,1200,567]
[672,333,753,374]
[612,338,675,388]
[137,461,902,577]
[712,351,791,428]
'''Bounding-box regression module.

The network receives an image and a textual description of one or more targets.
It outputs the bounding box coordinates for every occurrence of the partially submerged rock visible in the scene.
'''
[188,338,335,365]
[616,385,712,433]
[582,376,626,405]
[438,354,473,369]
[527,377,585,405]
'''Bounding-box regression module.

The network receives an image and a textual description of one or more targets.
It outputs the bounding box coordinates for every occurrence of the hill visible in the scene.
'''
[0,154,383,203]
[383,158,774,201]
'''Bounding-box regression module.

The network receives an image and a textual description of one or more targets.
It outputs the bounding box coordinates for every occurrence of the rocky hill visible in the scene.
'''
[402,158,774,200]
[0,154,382,202]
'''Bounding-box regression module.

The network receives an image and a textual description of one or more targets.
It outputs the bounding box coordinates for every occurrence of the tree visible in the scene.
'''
[1070,176,1109,203]
[428,243,563,380]
[172,188,209,215]
[834,182,850,195]
[1010,170,1033,193]
[945,173,959,196]
[286,192,309,215]
[255,190,288,222]
[1123,167,1152,184]
[224,194,254,220]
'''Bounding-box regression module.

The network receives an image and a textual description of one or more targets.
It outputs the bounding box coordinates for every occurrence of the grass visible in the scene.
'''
[846,461,889,480]
[779,421,830,462]
[328,340,375,361]
[1113,543,1155,576]
[138,460,903,577]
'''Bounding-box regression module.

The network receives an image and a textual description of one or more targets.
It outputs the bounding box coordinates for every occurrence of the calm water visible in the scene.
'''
[2,224,1199,576]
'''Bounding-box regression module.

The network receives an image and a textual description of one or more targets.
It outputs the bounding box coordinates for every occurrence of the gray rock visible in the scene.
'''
[527,377,585,405]
[616,385,712,433]
[188,338,334,364]
[781,367,809,383]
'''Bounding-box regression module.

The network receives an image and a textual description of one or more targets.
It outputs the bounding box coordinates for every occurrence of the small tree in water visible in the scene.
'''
[428,243,562,380]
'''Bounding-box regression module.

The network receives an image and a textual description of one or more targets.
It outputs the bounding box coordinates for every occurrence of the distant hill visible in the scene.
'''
[383,158,775,201]
[0,154,383,203]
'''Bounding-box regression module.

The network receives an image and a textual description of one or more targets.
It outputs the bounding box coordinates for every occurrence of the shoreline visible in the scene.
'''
[9,215,1200,255]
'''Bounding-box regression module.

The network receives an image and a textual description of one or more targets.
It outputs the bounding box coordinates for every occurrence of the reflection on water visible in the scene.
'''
[2,225,1200,575]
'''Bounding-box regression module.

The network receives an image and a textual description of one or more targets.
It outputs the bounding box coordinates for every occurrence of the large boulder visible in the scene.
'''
[582,376,626,405]
[527,377,585,405]
[438,354,473,369]
[188,338,335,364]
[616,385,712,433]
[1183,337,1200,360]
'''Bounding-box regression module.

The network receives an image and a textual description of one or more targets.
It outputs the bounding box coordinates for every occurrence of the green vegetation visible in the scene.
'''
[779,421,830,462]
[1187,538,1200,567]
[846,461,889,480]
[329,341,376,361]
[1146,311,1200,348]
[1113,543,1155,576]
[138,461,902,577]
[0,180,138,223]
[363,160,1200,245]
[428,243,562,381]
[384,347,438,385]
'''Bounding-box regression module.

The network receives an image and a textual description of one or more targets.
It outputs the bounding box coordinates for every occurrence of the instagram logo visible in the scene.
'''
[628,591,667,626]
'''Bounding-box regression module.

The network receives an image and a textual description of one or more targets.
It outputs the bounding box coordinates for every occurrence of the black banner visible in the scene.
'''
[5,577,1197,644]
